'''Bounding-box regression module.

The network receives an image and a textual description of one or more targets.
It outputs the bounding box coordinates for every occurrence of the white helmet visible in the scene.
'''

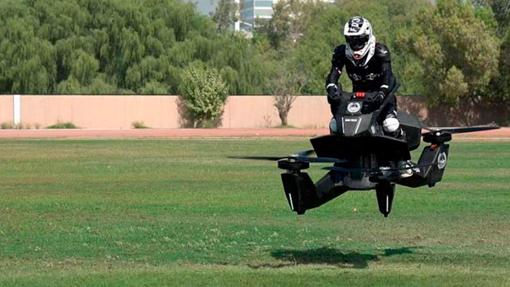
[343,16,376,66]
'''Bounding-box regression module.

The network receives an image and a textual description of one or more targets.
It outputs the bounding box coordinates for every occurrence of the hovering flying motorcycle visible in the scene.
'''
[238,89,499,217]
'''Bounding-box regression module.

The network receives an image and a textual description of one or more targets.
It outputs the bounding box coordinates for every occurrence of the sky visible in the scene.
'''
[183,0,219,16]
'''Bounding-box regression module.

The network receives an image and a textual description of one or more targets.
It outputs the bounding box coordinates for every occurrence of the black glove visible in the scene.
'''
[327,85,341,104]
[366,91,385,105]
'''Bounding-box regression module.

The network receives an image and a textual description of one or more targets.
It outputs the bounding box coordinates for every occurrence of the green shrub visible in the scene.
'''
[0,122,25,129]
[47,122,78,129]
[1,122,14,129]
[132,121,149,129]
[178,62,229,128]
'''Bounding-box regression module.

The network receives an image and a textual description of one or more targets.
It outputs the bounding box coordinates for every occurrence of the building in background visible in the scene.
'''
[239,0,334,31]
[184,0,220,16]
[184,0,335,32]
[239,0,274,31]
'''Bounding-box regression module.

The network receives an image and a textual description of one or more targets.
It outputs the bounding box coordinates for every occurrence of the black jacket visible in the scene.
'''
[326,43,396,95]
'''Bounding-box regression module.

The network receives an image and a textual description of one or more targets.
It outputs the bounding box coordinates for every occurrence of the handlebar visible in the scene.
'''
[341,91,379,100]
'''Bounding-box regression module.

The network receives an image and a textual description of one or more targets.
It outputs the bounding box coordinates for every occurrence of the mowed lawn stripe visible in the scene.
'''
[0,139,508,285]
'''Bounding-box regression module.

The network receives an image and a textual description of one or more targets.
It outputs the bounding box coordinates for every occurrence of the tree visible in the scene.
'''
[0,17,57,94]
[492,0,510,33]
[140,81,168,94]
[0,0,270,95]
[268,60,306,126]
[473,0,510,99]
[493,30,510,102]
[258,0,291,49]
[472,0,510,35]
[406,0,499,104]
[178,62,229,128]
[212,0,238,33]
[71,50,99,86]
[257,0,315,50]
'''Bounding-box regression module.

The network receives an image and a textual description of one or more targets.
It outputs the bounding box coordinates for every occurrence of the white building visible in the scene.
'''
[185,0,220,16]
[239,0,334,31]
[240,0,274,30]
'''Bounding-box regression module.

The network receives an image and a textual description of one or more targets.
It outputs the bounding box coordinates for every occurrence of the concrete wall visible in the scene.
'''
[0,95,335,129]
[1,94,504,128]
[222,96,331,128]
[18,95,180,129]
[0,96,13,125]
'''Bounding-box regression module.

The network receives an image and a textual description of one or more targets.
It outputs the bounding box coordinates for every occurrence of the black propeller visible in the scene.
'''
[230,149,346,164]
[231,155,286,161]
[323,162,436,174]
[422,123,499,134]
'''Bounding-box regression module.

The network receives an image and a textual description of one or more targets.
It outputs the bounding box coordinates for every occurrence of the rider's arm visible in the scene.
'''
[377,44,392,96]
[325,45,346,93]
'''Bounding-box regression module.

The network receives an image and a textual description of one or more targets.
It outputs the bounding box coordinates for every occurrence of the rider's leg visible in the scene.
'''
[329,117,337,134]
[383,111,405,139]
[381,94,405,139]
[329,102,339,134]
[329,93,349,135]
[381,96,413,177]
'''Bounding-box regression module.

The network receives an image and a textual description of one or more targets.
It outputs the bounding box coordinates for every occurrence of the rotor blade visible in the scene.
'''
[323,166,371,172]
[295,149,315,157]
[292,149,346,163]
[423,123,499,134]
[229,155,345,164]
[294,156,346,163]
[229,156,285,161]
[323,162,439,173]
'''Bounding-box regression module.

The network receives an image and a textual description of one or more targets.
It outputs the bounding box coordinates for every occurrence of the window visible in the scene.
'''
[255,8,273,17]
[243,0,254,8]
[254,0,273,8]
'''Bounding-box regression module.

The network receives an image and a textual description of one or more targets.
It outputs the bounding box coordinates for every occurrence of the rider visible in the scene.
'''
[326,16,401,137]
[325,16,411,176]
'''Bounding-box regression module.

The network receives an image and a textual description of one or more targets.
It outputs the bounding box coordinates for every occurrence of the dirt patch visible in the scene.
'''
[0,128,329,139]
[453,127,510,139]
[0,128,508,139]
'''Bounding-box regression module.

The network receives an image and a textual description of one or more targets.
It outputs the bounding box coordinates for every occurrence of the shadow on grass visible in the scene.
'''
[250,247,418,269]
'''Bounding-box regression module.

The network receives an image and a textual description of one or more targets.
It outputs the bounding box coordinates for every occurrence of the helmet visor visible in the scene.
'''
[346,35,369,51]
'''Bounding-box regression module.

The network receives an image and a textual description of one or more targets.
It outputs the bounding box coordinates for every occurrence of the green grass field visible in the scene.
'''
[0,139,509,286]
